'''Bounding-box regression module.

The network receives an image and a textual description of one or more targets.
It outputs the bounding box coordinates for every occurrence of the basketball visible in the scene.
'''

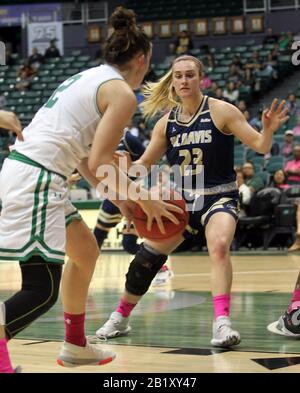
[132,193,189,242]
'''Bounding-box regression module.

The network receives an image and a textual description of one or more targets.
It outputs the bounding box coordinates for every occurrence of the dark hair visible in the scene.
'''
[243,161,255,170]
[104,7,151,66]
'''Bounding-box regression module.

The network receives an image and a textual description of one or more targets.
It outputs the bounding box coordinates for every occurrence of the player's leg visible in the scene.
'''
[288,204,300,252]
[268,271,300,337]
[57,218,116,366]
[95,235,184,339]
[122,223,174,286]
[93,199,122,248]
[0,160,65,373]
[0,258,62,373]
[205,211,240,347]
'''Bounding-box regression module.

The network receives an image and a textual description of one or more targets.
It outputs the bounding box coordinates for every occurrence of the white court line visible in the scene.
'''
[175,269,300,277]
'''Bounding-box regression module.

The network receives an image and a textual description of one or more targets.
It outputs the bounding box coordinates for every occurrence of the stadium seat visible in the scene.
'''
[266,161,284,174]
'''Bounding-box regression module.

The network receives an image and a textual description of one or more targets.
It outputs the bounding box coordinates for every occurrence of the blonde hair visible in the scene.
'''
[141,55,203,119]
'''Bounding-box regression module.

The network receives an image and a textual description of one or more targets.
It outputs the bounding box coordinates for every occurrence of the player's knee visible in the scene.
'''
[209,236,230,260]
[125,243,167,296]
[122,234,139,255]
[74,231,100,267]
[23,258,62,312]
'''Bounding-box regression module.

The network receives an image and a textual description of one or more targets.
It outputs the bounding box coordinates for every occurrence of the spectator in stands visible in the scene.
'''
[242,161,264,193]
[237,100,250,121]
[28,47,44,70]
[284,145,300,185]
[200,74,212,90]
[242,67,260,93]
[263,27,278,45]
[214,87,227,101]
[174,30,194,55]
[269,169,289,190]
[223,82,239,104]
[244,51,261,71]
[202,52,215,73]
[263,52,278,80]
[17,62,35,79]
[235,167,252,217]
[250,108,263,131]
[15,64,35,92]
[209,82,219,95]
[287,93,300,117]
[228,64,242,85]
[279,31,294,50]
[44,38,61,58]
[293,115,300,136]
[231,55,243,72]
[282,129,295,158]
[237,100,247,113]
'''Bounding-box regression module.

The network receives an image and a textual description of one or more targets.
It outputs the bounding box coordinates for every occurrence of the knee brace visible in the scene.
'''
[122,234,139,255]
[125,243,167,296]
[4,256,62,338]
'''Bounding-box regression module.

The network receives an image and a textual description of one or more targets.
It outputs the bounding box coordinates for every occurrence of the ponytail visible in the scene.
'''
[104,7,151,66]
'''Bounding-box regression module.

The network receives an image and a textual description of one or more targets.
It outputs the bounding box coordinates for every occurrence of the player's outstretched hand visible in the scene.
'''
[262,98,289,134]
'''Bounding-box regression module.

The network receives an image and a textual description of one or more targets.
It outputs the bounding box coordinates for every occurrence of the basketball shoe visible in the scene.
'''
[210,316,241,347]
[57,340,116,367]
[152,265,174,286]
[273,308,300,337]
[96,311,131,339]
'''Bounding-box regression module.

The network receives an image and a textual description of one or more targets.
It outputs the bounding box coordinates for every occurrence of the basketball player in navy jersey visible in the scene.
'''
[95,55,288,347]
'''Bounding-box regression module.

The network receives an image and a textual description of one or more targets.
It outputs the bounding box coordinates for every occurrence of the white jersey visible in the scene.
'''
[14,64,124,177]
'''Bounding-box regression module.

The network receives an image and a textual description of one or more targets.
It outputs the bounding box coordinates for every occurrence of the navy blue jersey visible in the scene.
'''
[165,96,236,191]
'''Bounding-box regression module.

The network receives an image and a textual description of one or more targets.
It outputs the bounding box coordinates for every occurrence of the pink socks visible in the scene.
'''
[288,289,300,313]
[116,298,137,318]
[0,338,14,373]
[213,294,231,319]
[64,312,86,347]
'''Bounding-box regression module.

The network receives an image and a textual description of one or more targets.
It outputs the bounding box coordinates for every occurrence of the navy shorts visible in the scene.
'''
[183,191,239,239]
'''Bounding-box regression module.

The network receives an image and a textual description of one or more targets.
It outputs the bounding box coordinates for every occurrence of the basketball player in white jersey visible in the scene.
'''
[0,7,181,372]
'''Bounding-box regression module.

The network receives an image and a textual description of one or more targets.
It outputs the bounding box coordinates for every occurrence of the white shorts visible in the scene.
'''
[0,152,82,264]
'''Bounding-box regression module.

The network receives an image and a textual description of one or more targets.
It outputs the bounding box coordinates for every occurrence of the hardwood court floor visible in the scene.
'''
[1,252,300,373]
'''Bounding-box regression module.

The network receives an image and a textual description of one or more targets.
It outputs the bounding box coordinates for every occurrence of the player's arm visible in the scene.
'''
[221,99,289,154]
[132,114,168,173]
[88,79,144,201]
[0,110,23,141]
[88,80,137,173]
[77,158,99,188]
